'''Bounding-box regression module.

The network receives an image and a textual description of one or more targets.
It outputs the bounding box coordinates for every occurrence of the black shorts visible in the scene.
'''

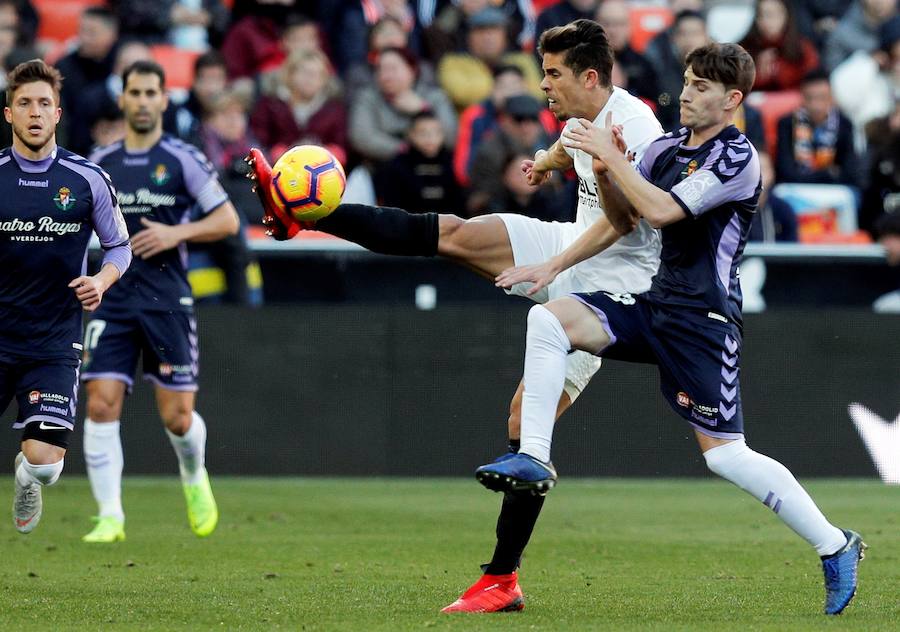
[0,352,79,448]
[572,291,744,438]
[81,308,199,392]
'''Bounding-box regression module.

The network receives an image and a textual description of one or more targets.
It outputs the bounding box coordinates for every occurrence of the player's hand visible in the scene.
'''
[495,260,561,296]
[522,150,551,187]
[131,218,182,258]
[69,275,107,312]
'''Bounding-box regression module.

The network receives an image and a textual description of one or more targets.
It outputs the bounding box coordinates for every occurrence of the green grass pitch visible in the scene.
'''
[1,478,896,631]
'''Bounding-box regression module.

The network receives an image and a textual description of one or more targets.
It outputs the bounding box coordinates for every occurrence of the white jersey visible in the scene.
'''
[561,86,663,294]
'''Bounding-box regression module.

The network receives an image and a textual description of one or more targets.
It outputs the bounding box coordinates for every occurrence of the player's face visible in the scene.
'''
[120,72,168,134]
[541,51,595,121]
[4,81,61,153]
[678,66,739,131]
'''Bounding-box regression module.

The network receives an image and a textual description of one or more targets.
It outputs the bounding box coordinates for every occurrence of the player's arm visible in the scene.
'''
[71,173,132,311]
[565,122,685,228]
[523,139,573,186]
[130,201,239,258]
[495,212,624,295]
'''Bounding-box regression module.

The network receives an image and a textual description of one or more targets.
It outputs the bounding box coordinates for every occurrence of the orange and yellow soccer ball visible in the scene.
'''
[269,145,346,222]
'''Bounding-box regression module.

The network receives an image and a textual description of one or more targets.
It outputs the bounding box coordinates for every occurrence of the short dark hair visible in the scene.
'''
[800,68,830,87]
[82,6,117,29]
[493,64,524,80]
[194,50,226,76]
[538,19,613,88]
[410,110,439,126]
[6,58,63,106]
[684,42,755,102]
[122,60,166,90]
[674,9,705,28]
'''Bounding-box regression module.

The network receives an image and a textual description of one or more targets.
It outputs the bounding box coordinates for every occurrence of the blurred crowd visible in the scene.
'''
[6,0,900,253]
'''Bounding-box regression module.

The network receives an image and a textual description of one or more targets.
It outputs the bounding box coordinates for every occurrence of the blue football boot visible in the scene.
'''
[822,529,867,615]
[475,452,557,495]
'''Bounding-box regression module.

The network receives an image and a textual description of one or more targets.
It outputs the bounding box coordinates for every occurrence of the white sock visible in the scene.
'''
[16,455,64,486]
[83,419,125,521]
[166,411,207,485]
[704,440,847,556]
[519,305,571,463]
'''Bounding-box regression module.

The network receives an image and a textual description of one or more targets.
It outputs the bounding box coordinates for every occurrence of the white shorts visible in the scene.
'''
[497,214,600,401]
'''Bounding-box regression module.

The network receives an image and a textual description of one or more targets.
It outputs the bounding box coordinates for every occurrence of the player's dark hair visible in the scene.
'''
[6,58,63,106]
[82,6,118,29]
[194,50,226,75]
[537,19,613,88]
[674,9,706,28]
[685,43,756,103]
[122,60,166,91]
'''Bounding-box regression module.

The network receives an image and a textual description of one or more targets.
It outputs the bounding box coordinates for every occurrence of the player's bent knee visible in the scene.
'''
[702,439,749,476]
[86,397,121,422]
[161,409,193,435]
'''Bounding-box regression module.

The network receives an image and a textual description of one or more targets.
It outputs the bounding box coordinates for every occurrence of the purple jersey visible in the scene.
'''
[638,125,761,324]
[90,134,228,313]
[0,146,131,359]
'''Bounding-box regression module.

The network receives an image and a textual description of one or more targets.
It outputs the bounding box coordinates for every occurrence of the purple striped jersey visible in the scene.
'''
[89,134,228,313]
[0,146,131,359]
[638,125,761,324]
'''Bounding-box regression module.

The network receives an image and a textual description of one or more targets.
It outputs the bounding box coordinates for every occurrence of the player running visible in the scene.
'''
[477,42,866,615]
[248,21,662,609]
[1,59,130,534]
[80,60,239,543]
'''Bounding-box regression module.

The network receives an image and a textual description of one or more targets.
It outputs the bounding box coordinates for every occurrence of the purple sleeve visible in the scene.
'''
[669,139,761,218]
[638,133,682,180]
[162,139,229,214]
[60,158,132,276]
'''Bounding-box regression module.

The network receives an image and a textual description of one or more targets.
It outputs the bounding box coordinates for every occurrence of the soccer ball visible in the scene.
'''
[269,145,346,222]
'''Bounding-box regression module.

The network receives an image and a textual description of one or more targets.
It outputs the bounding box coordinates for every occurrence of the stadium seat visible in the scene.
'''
[745,89,802,156]
[629,5,673,53]
[34,0,104,46]
[150,45,201,91]
[771,183,871,244]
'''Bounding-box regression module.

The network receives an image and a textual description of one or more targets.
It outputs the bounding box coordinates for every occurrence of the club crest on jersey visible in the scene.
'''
[53,186,75,210]
[681,160,699,178]
[28,390,40,405]
[150,164,170,185]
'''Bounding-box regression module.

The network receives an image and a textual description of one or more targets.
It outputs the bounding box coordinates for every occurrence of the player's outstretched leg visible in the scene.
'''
[82,418,126,543]
[441,571,525,613]
[245,148,302,240]
[822,529,867,615]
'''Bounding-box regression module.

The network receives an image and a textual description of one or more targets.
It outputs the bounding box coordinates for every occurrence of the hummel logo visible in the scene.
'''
[848,404,900,484]
[38,422,65,431]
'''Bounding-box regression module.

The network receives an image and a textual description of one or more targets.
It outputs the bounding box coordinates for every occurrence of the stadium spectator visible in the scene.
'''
[219,6,283,83]
[775,69,860,187]
[348,46,456,164]
[0,0,36,51]
[344,15,437,101]
[466,94,554,216]
[824,0,897,72]
[595,0,661,108]
[793,0,853,49]
[861,99,900,235]
[328,0,424,76]
[374,110,463,214]
[110,0,229,49]
[90,101,126,150]
[739,0,820,92]
[832,14,900,136]
[194,89,263,305]
[436,6,543,110]
[453,64,557,186]
[425,0,529,62]
[171,51,228,144]
[486,150,574,220]
[250,48,348,165]
[534,0,598,45]
[54,7,119,156]
[645,9,708,132]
